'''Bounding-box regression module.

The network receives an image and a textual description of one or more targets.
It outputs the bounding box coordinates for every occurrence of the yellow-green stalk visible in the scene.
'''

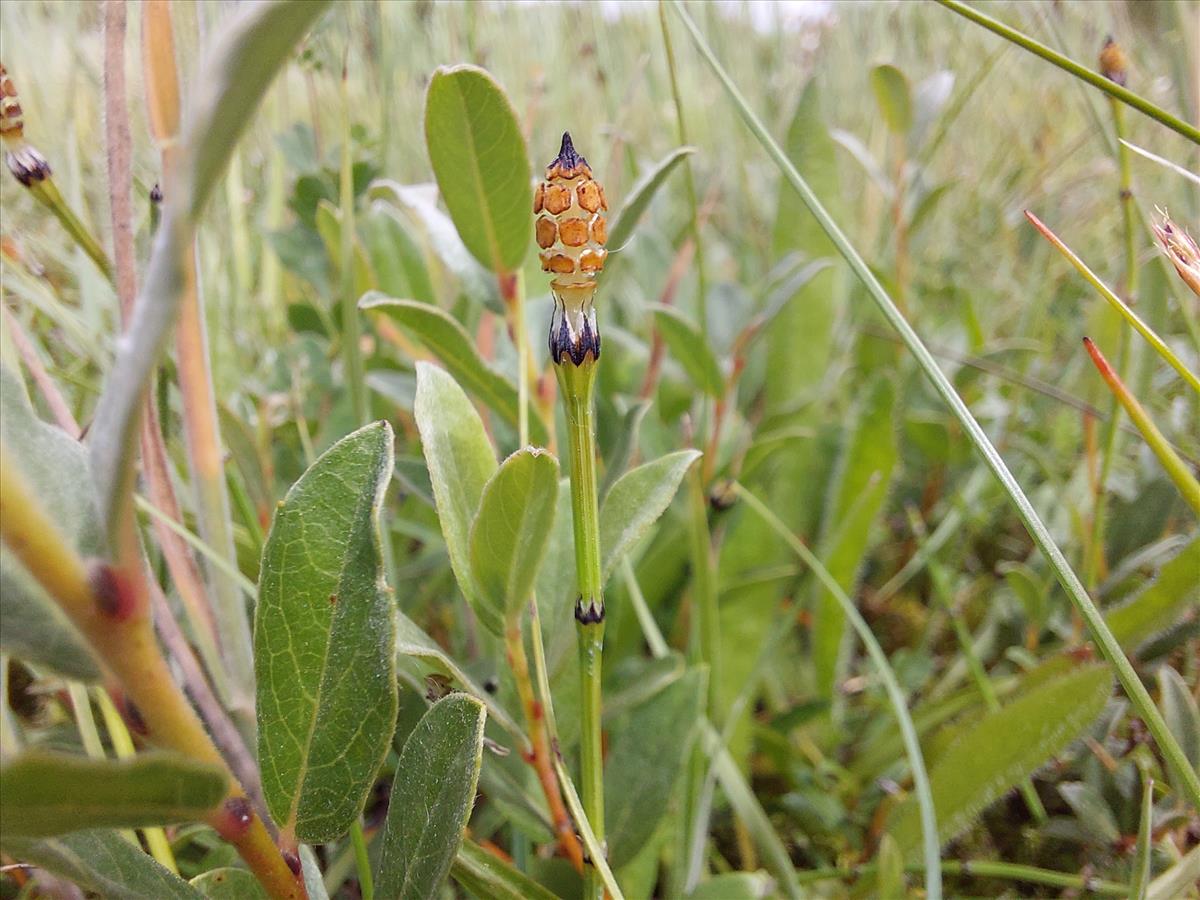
[536,131,608,899]
[0,450,308,899]
[1085,37,1137,588]
[0,63,113,280]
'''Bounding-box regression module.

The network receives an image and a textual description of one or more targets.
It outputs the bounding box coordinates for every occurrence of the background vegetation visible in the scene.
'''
[0,1,1197,898]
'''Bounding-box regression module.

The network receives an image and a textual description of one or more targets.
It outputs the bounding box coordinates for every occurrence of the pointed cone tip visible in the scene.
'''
[550,130,587,172]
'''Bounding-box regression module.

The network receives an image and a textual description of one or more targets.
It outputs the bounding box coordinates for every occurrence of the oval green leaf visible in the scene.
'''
[651,306,724,397]
[375,695,487,899]
[870,63,913,135]
[255,421,398,842]
[884,664,1112,860]
[0,752,226,839]
[413,362,498,623]
[424,65,532,275]
[469,448,560,632]
[600,449,702,584]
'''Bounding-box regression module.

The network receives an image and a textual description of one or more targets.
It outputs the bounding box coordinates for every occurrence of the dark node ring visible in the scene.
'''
[574,595,605,625]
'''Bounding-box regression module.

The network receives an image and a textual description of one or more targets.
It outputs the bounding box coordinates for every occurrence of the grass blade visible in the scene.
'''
[671,0,1200,814]
[1083,338,1200,516]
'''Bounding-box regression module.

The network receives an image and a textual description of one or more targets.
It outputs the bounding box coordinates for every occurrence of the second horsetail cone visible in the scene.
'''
[536,132,608,366]
[0,63,51,187]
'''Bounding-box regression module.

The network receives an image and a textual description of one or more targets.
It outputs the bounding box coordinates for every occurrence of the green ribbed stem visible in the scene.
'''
[556,356,605,900]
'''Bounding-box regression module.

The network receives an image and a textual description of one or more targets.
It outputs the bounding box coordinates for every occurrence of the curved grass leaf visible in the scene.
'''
[0,367,101,680]
[375,695,487,899]
[451,839,559,900]
[360,293,547,444]
[870,64,913,135]
[605,669,705,868]
[191,868,268,899]
[885,664,1112,859]
[652,306,724,397]
[89,0,330,541]
[607,146,696,253]
[701,723,802,899]
[469,448,559,632]
[255,421,397,842]
[0,752,226,839]
[413,362,498,619]
[0,830,200,899]
[424,65,531,274]
[600,449,701,584]
[812,377,898,697]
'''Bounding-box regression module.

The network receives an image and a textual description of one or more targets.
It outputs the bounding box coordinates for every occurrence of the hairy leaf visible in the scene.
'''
[255,422,397,841]
[1105,536,1200,651]
[885,665,1112,859]
[605,669,705,868]
[0,830,200,899]
[413,362,498,620]
[376,695,487,899]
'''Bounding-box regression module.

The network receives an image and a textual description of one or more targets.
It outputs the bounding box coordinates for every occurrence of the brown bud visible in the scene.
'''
[1099,37,1128,87]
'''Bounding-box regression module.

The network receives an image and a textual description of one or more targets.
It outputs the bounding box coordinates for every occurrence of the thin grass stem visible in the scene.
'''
[935,0,1200,145]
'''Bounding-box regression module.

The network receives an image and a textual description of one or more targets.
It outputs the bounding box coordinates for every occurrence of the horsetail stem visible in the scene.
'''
[0,62,113,281]
[537,131,608,899]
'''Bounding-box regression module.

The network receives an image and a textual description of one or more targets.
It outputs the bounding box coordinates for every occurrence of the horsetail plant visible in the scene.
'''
[0,62,112,280]
[537,131,610,899]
